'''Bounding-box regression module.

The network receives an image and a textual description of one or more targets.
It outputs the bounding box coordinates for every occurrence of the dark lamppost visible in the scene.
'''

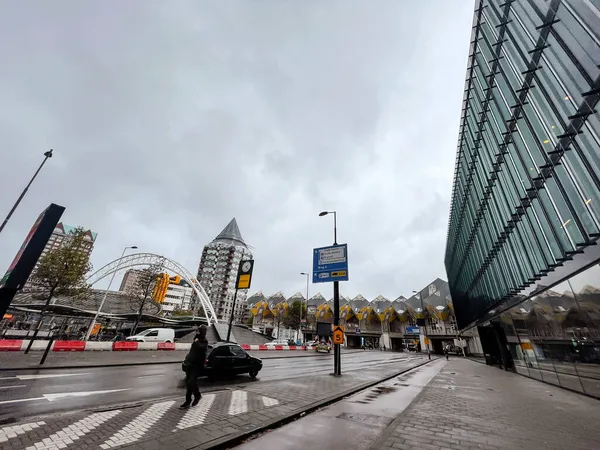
[319,210,341,375]
[300,272,309,344]
[0,150,54,235]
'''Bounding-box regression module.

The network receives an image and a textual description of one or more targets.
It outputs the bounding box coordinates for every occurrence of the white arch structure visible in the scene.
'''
[86,252,218,325]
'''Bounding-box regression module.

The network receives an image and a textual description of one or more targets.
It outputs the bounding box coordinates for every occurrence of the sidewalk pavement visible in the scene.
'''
[0,348,342,371]
[372,358,600,450]
[0,356,430,449]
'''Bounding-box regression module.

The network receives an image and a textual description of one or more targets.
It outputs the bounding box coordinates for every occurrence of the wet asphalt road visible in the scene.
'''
[0,351,415,422]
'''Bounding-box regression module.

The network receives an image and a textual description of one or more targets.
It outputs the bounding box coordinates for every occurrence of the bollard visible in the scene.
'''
[40,338,54,365]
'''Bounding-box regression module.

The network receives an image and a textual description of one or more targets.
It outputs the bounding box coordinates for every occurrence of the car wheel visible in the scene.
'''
[249,371,258,379]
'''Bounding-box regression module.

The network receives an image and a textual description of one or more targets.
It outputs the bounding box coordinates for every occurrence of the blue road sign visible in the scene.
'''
[312,244,349,283]
[406,326,420,334]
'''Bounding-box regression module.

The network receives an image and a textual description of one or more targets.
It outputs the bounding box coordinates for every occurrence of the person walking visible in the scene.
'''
[181,325,208,409]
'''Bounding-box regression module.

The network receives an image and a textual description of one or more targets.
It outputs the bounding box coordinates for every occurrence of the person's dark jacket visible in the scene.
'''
[183,329,208,373]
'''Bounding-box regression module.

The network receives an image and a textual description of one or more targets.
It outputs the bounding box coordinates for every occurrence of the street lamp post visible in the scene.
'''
[414,290,431,360]
[319,210,341,376]
[0,150,54,235]
[85,245,138,340]
[300,272,309,344]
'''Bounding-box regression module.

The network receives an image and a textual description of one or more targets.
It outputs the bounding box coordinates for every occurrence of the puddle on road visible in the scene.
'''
[336,412,393,428]
[352,385,398,404]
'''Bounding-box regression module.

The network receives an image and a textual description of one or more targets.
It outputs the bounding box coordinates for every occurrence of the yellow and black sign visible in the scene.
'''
[236,259,255,290]
[333,325,344,345]
[331,271,347,278]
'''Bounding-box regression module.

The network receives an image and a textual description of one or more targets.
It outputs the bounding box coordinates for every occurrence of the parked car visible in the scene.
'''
[265,339,289,347]
[203,343,263,381]
[315,341,331,353]
[126,328,175,343]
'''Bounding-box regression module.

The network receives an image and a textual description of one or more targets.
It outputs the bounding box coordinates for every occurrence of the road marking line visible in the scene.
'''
[0,388,130,405]
[0,384,26,390]
[0,421,46,444]
[0,396,45,405]
[17,373,91,381]
[228,390,248,416]
[100,400,175,448]
[44,388,130,402]
[137,374,165,379]
[262,396,279,407]
[173,394,216,431]
[25,410,120,450]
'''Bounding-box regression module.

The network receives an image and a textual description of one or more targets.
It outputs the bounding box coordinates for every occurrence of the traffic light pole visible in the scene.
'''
[332,215,341,376]
[333,280,341,376]
[226,288,239,342]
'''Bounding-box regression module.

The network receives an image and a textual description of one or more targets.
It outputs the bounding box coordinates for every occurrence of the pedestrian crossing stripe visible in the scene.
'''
[262,395,279,407]
[228,389,248,416]
[26,411,120,450]
[0,421,46,443]
[2,390,280,449]
[174,393,216,431]
[101,400,175,449]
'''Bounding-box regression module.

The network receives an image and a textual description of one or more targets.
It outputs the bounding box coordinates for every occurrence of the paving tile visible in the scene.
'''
[372,359,600,450]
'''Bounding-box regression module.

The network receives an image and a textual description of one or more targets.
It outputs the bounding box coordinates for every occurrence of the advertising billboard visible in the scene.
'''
[0,203,65,318]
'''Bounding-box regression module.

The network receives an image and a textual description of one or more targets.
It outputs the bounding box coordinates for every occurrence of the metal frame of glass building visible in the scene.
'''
[445,0,600,396]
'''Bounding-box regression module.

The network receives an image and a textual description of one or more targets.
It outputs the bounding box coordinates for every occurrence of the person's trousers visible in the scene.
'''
[185,370,201,403]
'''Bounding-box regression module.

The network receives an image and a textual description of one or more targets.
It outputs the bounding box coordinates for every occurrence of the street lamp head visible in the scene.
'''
[130,246,138,250]
[318,211,329,217]
[44,149,53,158]
[300,272,308,275]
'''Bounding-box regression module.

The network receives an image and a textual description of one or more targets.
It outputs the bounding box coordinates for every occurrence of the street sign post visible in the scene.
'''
[227,259,255,342]
[312,244,349,283]
[406,326,420,334]
[312,244,348,376]
[333,325,344,345]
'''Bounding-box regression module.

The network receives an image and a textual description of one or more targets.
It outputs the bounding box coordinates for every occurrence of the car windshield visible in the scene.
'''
[135,329,152,336]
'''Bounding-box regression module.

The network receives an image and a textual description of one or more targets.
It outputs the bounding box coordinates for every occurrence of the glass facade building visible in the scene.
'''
[445,0,600,397]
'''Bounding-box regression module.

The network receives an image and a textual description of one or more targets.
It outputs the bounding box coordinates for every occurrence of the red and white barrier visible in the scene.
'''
[240,344,308,351]
[0,339,309,352]
[52,340,86,352]
[0,339,22,351]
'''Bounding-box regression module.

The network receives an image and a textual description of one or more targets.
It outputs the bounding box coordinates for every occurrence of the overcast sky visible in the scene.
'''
[0,1,476,301]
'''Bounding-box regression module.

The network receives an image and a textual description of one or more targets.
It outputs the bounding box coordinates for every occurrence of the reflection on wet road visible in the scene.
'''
[0,351,421,422]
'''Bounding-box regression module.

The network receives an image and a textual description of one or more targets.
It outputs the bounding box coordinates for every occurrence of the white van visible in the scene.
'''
[126,328,175,343]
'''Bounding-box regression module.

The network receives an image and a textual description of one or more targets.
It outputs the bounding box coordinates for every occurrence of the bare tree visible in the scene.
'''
[272,306,286,339]
[125,263,164,335]
[25,227,93,353]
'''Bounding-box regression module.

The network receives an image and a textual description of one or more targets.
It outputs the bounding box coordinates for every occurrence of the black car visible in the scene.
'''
[203,343,263,381]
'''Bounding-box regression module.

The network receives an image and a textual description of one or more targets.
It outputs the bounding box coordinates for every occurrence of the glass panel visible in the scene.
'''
[553,163,600,237]
[563,0,600,44]
[554,6,600,81]
[566,264,600,398]
[563,143,600,225]
[542,34,594,107]
[538,188,576,252]
[530,198,564,260]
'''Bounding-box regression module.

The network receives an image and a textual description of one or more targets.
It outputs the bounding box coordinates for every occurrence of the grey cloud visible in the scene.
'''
[0,0,476,302]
